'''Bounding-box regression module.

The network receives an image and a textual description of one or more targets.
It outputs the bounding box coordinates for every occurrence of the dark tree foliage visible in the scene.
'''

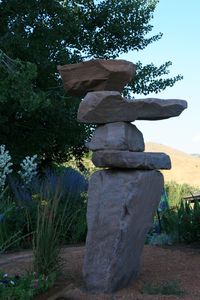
[0,53,90,166]
[0,0,182,166]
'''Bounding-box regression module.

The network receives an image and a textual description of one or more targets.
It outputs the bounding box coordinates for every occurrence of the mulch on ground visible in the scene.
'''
[0,244,200,300]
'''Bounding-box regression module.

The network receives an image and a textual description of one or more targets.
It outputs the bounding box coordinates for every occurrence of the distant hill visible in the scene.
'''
[145,142,200,187]
[192,153,200,158]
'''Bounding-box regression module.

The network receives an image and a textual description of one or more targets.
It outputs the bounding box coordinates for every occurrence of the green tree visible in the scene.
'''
[0,51,89,166]
[0,0,182,166]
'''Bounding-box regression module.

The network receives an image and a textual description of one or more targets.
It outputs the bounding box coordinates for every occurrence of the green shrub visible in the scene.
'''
[0,271,56,300]
[165,181,196,206]
[162,200,200,244]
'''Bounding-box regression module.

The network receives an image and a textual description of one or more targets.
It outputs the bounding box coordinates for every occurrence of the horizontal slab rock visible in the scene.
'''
[77,91,187,123]
[86,122,144,152]
[83,169,164,293]
[57,59,135,97]
[92,150,171,169]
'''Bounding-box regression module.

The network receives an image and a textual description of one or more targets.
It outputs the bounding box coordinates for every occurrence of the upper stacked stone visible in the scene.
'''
[77,91,187,123]
[57,59,136,96]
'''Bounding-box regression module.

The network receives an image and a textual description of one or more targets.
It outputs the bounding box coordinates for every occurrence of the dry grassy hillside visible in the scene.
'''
[145,142,200,187]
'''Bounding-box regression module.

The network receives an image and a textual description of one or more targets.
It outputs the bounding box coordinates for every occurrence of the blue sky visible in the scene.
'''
[119,0,200,154]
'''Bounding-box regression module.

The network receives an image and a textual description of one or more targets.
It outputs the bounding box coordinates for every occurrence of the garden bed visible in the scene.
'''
[1,244,200,299]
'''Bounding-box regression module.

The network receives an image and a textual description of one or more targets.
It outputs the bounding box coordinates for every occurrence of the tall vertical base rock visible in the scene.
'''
[83,169,164,293]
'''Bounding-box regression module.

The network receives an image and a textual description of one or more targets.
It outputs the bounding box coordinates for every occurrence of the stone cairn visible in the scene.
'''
[58,59,187,293]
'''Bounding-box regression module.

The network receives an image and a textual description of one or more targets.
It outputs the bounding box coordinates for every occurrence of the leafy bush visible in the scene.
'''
[165,181,196,206]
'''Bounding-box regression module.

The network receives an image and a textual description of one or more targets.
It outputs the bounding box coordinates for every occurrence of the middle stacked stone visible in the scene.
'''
[78,91,174,170]
[86,120,171,169]
[87,121,150,169]
[86,122,144,152]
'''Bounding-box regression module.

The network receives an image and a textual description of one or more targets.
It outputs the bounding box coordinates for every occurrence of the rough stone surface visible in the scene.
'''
[83,169,164,293]
[86,122,144,152]
[57,59,136,96]
[77,91,188,123]
[92,150,171,169]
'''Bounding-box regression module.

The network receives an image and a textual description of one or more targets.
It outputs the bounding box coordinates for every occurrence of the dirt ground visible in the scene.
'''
[0,244,200,300]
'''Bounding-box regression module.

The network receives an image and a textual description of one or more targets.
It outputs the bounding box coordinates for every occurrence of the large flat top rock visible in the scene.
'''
[92,150,171,170]
[57,59,135,97]
[77,91,187,123]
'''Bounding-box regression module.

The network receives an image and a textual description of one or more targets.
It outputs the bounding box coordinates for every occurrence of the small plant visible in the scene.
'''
[146,232,174,246]
[0,145,13,193]
[0,271,56,300]
[18,155,38,185]
[141,281,185,296]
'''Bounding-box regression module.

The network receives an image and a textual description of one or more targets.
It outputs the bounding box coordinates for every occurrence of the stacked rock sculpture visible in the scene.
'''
[58,59,187,294]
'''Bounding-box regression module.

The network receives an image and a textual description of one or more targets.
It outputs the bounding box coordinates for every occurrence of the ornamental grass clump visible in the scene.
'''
[33,187,61,275]
[32,184,78,276]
